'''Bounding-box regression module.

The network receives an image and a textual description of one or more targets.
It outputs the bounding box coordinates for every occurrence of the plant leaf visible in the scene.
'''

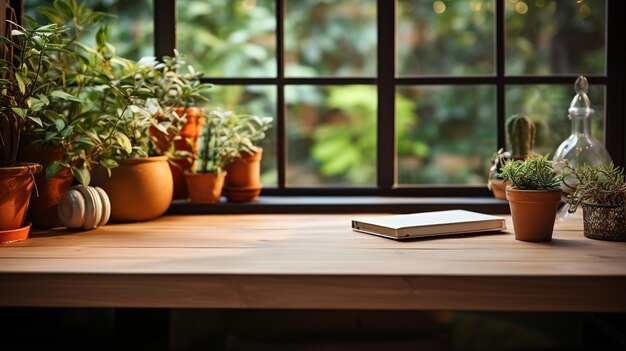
[55,118,65,132]
[50,90,82,102]
[71,165,91,187]
[45,161,62,180]
[100,158,118,169]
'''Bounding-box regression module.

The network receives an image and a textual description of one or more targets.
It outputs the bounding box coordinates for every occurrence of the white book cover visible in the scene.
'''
[352,210,506,239]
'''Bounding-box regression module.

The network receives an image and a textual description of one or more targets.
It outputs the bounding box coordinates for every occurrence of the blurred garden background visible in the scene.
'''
[26,0,606,187]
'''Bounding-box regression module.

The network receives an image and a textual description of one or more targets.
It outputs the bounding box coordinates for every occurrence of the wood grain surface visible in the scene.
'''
[1,214,625,311]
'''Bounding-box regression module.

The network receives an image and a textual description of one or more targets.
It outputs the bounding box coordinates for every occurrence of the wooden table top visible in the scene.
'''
[1,214,625,311]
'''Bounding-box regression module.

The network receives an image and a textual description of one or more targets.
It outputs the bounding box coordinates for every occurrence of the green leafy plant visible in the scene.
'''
[0,19,72,167]
[193,110,241,174]
[499,154,561,191]
[22,0,114,185]
[148,49,211,157]
[228,114,273,156]
[563,162,626,212]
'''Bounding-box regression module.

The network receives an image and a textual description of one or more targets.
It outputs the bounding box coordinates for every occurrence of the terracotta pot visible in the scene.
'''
[505,187,561,242]
[224,148,263,202]
[171,107,205,200]
[0,162,42,232]
[488,179,507,200]
[91,156,173,222]
[19,146,73,228]
[0,222,32,245]
[185,171,226,204]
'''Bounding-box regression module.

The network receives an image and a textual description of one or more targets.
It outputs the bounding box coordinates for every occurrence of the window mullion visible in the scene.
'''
[496,0,506,151]
[377,0,396,190]
[277,0,286,189]
[154,0,176,59]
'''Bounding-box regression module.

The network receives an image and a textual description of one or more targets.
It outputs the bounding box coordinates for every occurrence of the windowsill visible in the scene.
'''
[167,196,510,214]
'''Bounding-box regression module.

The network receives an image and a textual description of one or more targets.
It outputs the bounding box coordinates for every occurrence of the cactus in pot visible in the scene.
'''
[489,114,537,199]
[507,114,536,159]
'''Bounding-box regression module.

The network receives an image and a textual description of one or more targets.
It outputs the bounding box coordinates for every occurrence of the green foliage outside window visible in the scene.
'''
[24,0,607,186]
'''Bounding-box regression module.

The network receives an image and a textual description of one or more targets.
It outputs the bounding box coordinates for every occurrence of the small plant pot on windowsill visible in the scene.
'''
[91,156,173,222]
[488,179,507,200]
[581,203,626,242]
[506,187,561,242]
[224,148,263,202]
[185,171,227,204]
[0,163,43,244]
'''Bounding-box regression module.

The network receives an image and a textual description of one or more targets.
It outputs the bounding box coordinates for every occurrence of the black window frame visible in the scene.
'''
[157,0,626,198]
[15,0,625,200]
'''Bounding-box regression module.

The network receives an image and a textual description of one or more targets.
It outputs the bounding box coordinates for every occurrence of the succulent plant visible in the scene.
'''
[499,154,561,191]
[563,162,626,212]
[506,114,536,158]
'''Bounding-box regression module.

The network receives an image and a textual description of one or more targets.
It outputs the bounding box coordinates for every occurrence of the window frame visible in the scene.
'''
[11,0,625,197]
[162,0,623,197]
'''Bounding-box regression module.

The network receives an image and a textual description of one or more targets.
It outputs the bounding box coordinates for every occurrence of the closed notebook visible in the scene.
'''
[351,210,506,239]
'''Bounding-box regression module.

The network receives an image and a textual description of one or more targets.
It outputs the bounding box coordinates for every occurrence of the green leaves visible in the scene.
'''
[499,154,562,191]
[71,164,91,187]
[564,163,626,212]
[49,90,82,102]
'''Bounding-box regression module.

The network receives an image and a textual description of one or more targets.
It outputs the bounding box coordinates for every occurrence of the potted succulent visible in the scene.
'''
[489,114,536,200]
[499,154,562,242]
[0,18,70,242]
[563,162,626,241]
[185,110,240,204]
[223,114,273,202]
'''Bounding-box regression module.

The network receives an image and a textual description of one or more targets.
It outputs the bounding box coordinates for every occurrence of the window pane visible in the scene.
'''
[286,85,377,186]
[396,85,496,184]
[397,0,495,76]
[505,84,605,157]
[177,0,276,77]
[285,0,377,77]
[26,0,154,60]
[505,0,606,75]
[208,86,278,186]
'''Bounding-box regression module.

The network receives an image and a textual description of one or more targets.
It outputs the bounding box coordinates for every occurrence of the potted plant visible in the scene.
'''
[149,49,211,200]
[499,154,562,242]
[563,162,626,241]
[489,114,536,200]
[18,0,109,227]
[0,18,70,242]
[223,113,273,202]
[87,30,175,222]
[185,110,240,204]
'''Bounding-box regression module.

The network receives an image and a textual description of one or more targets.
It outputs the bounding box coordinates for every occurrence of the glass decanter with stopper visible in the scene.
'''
[553,76,612,220]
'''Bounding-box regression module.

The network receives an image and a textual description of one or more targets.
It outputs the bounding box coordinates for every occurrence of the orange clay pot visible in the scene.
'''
[19,146,73,228]
[91,156,173,222]
[224,148,263,202]
[171,107,205,200]
[0,163,42,241]
[184,171,226,204]
[505,187,561,242]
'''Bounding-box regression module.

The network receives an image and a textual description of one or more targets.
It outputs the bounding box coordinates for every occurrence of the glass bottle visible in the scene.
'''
[553,76,612,219]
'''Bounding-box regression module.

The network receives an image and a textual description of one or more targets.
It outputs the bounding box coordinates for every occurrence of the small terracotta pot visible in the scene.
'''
[19,146,73,228]
[0,222,32,245]
[91,156,173,222]
[488,179,507,200]
[224,148,263,202]
[506,187,561,242]
[0,162,42,233]
[185,172,226,204]
[170,107,205,200]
